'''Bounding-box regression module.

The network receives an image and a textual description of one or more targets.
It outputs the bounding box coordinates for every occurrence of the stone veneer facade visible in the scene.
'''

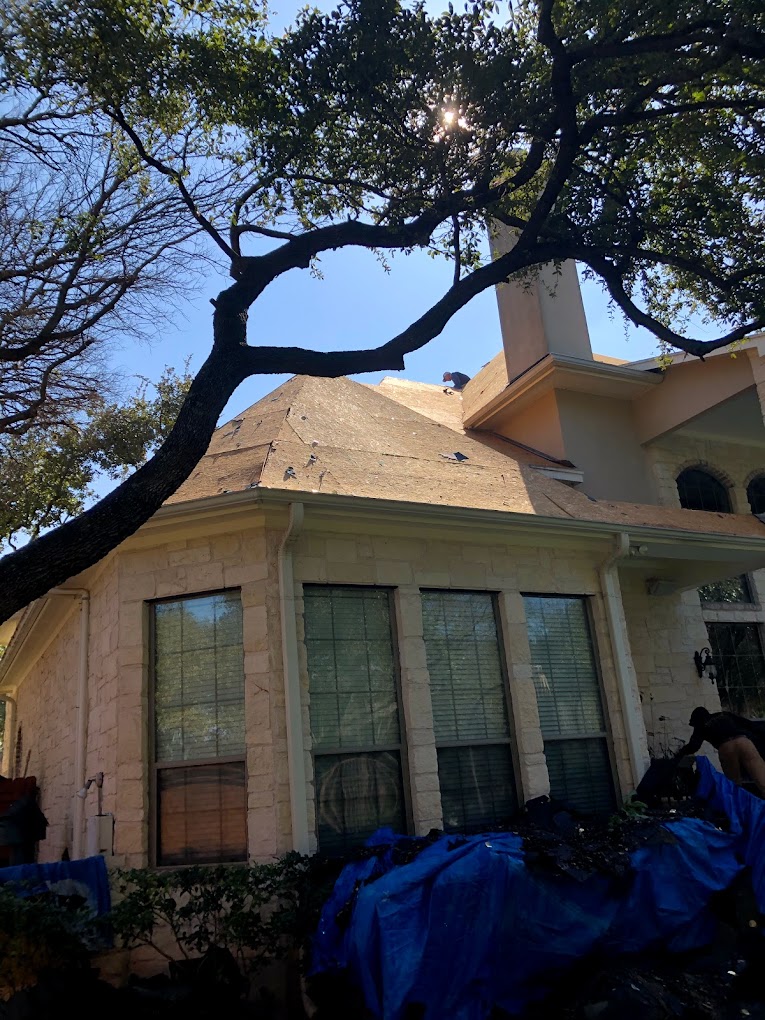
[8,506,638,869]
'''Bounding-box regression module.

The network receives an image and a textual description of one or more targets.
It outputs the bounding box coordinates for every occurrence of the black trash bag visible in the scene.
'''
[636,758,686,805]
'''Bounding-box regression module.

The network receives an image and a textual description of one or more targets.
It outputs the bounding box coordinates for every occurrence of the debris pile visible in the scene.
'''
[308,759,765,1020]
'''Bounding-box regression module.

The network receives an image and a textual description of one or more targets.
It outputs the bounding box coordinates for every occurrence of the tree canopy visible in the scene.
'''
[0,0,764,622]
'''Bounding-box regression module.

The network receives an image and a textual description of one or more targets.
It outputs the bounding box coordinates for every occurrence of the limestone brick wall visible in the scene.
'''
[9,506,732,873]
[293,525,635,850]
[643,432,765,734]
[645,433,765,515]
[111,520,289,870]
[621,575,718,758]
[12,610,79,861]
[9,558,119,862]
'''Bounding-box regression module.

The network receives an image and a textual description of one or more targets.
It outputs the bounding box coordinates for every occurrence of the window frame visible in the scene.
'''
[676,467,732,514]
[303,583,413,853]
[521,592,619,812]
[148,588,248,868]
[747,475,765,516]
[706,620,765,721]
[420,587,522,830]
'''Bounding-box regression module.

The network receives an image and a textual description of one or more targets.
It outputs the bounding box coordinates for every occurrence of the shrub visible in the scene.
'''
[0,883,98,998]
[109,853,338,973]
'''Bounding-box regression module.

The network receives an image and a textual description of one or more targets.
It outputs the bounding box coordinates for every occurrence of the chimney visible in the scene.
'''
[489,221,593,382]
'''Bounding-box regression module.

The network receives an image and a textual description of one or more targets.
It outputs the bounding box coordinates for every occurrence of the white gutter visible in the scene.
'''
[277,503,309,854]
[0,693,17,777]
[48,588,90,859]
[598,536,650,791]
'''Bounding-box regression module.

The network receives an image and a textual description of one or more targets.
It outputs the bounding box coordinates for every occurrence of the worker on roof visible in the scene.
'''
[443,371,471,391]
[675,706,765,796]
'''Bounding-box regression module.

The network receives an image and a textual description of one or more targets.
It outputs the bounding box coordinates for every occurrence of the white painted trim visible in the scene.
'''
[0,693,16,777]
[598,535,650,790]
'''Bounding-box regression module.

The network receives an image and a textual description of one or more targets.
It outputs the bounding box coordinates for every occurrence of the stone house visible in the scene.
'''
[2,260,765,870]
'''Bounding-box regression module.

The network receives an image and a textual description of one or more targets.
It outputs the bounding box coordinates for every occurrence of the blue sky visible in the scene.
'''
[113,1,666,424]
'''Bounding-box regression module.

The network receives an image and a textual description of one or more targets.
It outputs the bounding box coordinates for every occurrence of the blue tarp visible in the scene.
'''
[312,761,765,1020]
[696,754,765,912]
[0,855,111,916]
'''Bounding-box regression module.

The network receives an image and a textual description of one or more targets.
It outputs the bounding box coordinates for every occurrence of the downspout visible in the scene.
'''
[48,588,90,858]
[598,535,650,790]
[0,694,17,777]
[277,504,309,854]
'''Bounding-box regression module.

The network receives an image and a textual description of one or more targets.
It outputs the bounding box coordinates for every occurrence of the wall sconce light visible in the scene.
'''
[694,648,718,683]
[77,772,104,813]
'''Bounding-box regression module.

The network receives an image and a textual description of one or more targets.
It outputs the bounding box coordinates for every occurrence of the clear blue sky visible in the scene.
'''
[111,1,678,424]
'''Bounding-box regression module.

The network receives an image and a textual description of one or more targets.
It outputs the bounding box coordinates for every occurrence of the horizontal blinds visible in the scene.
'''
[524,595,614,813]
[707,622,765,718]
[422,591,518,831]
[157,762,247,866]
[154,592,244,763]
[305,587,405,853]
[305,587,401,749]
[437,745,517,832]
[543,739,615,814]
[422,591,510,742]
[314,751,405,855]
[524,596,605,737]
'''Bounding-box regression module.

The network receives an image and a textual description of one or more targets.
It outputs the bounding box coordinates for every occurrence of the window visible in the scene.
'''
[676,468,731,513]
[304,586,407,854]
[707,623,765,718]
[748,476,765,516]
[152,591,246,866]
[421,591,518,831]
[524,595,616,814]
[698,576,753,605]
[675,470,752,602]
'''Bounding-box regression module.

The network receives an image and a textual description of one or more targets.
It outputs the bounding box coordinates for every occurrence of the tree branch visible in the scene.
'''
[108,107,235,261]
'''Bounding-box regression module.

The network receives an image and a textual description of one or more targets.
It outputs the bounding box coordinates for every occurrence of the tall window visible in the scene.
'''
[304,586,407,854]
[524,595,616,814]
[707,623,765,718]
[152,591,246,866]
[747,476,765,516]
[676,468,731,513]
[676,469,752,603]
[421,591,518,832]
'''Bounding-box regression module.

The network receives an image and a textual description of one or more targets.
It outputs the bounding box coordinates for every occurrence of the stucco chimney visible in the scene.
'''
[489,221,593,382]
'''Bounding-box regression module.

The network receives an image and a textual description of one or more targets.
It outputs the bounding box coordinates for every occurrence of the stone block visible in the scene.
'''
[376,561,414,585]
[325,538,358,563]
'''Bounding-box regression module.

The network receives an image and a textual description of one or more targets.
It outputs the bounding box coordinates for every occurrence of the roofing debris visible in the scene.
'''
[309,761,765,1020]
[163,374,765,542]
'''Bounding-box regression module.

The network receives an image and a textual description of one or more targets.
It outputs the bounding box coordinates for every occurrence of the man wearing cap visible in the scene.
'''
[443,371,471,391]
[675,706,765,795]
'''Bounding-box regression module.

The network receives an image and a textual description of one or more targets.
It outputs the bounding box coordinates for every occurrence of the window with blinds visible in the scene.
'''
[421,590,518,831]
[524,595,616,814]
[304,586,407,854]
[151,590,247,866]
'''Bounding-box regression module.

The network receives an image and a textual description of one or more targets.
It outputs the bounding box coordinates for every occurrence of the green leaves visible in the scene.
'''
[0,366,192,550]
[110,853,337,967]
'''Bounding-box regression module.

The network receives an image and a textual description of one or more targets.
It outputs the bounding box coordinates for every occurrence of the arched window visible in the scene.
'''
[747,475,765,516]
[676,468,731,513]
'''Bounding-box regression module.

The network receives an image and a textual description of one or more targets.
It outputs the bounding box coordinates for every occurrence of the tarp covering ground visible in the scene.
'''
[311,759,765,1020]
[0,854,111,915]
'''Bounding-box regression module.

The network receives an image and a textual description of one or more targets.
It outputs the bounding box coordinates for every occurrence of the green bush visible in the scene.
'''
[0,883,97,999]
[109,853,338,972]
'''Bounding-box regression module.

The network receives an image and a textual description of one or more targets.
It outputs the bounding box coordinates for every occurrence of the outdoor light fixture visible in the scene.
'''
[77,771,104,810]
[694,648,718,683]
